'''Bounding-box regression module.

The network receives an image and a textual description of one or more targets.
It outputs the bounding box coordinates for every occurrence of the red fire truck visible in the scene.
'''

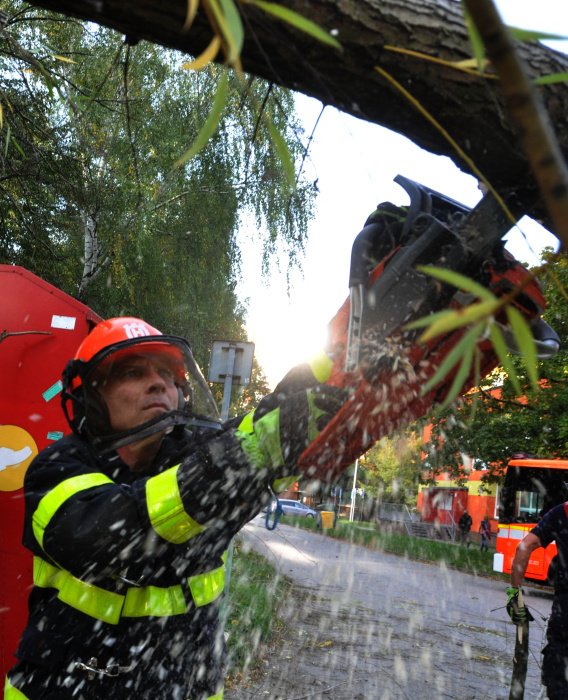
[0,265,100,680]
[493,457,568,584]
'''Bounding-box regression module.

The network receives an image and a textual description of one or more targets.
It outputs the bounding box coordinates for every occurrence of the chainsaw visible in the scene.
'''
[295,175,559,482]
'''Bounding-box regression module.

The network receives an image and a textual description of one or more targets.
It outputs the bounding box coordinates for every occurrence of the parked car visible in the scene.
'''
[278,499,317,519]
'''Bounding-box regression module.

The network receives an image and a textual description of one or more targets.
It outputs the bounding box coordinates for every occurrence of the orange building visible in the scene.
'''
[417,469,498,534]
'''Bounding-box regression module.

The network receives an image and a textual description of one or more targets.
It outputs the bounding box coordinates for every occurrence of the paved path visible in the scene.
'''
[227,516,552,700]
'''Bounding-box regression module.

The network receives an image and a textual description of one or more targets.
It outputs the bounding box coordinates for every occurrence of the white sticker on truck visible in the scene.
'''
[51,315,76,330]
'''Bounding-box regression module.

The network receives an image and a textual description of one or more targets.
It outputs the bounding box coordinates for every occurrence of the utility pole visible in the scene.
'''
[349,458,359,522]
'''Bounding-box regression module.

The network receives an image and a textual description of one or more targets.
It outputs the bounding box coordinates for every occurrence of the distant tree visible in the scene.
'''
[358,430,423,505]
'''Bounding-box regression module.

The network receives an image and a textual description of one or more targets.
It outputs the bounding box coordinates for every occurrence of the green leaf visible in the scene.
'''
[4,124,11,159]
[405,308,456,331]
[218,0,244,63]
[534,72,568,86]
[266,117,295,189]
[247,0,342,50]
[421,322,483,397]
[416,265,496,301]
[420,298,500,342]
[463,8,485,72]
[9,132,26,159]
[174,72,228,168]
[437,339,476,412]
[467,350,481,421]
[489,323,522,395]
[506,305,539,390]
[509,27,568,43]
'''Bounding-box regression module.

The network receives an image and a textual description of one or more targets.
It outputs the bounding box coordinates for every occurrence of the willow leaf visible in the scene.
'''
[207,0,240,66]
[467,349,481,421]
[267,117,295,189]
[405,308,456,331]
[509,27,568,43]
[489,323,522,395]
[437,341,475,412]
[174,72,228,167]
[421,322,483,396]
[219,0,244,58]
[52,55,77,64]
[420,298,499,342]
[247,0,341,50]
[4,125,10,159]
[535,72,568,86]
[183,0,200,31]
[463,8,485,72]
[181,36,221,70]
[417,265,496,301]
[507,306,539,390]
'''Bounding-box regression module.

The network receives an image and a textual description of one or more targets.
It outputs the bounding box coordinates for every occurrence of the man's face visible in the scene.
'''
[96,353,180,433]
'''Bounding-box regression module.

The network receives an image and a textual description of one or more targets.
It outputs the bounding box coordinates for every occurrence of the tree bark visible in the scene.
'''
[25,0,568,223]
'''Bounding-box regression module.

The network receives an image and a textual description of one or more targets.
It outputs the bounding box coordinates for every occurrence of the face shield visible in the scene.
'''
[64,335,221,453]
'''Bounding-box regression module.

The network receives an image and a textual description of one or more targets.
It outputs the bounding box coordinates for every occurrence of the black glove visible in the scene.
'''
[506,587,534,624]
[236,385,346,471]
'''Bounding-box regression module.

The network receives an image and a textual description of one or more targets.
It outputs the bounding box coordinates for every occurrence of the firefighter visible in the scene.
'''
[4,316,343,700]
[507,504,568,700]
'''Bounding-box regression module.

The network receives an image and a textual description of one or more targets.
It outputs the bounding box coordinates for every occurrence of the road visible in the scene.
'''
[226,515,552,700]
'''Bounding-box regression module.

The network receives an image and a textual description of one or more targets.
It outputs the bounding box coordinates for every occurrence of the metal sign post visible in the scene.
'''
[208,340,254,421]
[349,458,359,522]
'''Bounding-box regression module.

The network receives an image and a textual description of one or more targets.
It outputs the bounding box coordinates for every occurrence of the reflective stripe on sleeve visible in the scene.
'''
[32,473,114,548]
[203,691,224,700]
[146,465,205,544]
[308,351,334,383]
[33,555,227,622]
[4,677,29,699]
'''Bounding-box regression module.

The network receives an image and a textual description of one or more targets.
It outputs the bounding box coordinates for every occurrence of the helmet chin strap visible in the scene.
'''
[92,410,222,455]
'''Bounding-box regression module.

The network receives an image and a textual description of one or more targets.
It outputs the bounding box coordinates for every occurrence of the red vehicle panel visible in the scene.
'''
[0,265,100,680]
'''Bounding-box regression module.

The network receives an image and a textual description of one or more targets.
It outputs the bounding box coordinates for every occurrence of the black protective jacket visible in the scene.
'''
[8,427,272,700]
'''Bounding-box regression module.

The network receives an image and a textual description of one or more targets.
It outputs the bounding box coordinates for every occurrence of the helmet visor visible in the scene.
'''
[85,335,220,421]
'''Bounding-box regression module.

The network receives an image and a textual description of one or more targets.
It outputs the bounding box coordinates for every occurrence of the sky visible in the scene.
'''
[236,2,566,389]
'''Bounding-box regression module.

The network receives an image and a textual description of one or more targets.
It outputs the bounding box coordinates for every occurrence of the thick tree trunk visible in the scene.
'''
[26,0,568,222]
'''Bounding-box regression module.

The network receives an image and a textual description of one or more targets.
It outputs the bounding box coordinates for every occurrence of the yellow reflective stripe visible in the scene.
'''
[32,473,113,548]
[33,555,226,622]
[4,677,29,699]
[33,557,124,625]
[123,583,187,617]
[308,351,334,383]
[204,691,223,700]
[146,465,205,544]
[188,561,225,607]
[237,410,255,433]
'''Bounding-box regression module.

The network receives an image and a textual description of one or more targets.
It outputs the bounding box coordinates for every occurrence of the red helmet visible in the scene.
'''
[62,317,220,450]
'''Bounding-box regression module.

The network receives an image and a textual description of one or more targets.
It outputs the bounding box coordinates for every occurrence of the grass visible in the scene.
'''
[225,543,291,679]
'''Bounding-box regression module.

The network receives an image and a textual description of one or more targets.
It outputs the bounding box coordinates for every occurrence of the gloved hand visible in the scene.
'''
[236,385,346,473]
[506,587,534,624]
